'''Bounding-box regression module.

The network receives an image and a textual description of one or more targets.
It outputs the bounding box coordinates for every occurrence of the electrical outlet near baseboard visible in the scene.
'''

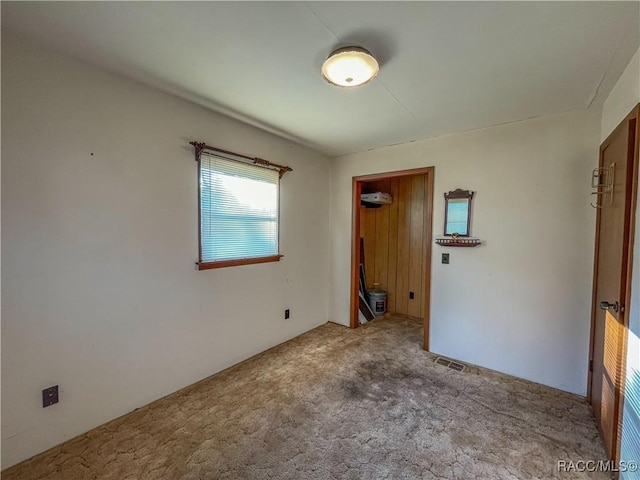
[285,309,290,319]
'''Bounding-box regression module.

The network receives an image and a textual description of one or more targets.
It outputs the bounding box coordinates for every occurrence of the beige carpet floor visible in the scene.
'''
[3,316,607,480]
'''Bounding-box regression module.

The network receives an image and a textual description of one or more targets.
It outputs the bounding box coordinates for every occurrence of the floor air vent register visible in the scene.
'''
[434,357,467,372]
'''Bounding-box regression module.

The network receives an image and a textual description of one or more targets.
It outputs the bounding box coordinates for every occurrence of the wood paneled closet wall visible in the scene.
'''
[360,174,429,318]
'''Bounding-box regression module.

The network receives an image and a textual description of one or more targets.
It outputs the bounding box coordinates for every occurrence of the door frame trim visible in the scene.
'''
[349,166,435,350]
[587,104,639,464]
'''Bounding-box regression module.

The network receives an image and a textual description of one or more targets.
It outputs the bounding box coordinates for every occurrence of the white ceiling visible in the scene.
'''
[2,2,639,157]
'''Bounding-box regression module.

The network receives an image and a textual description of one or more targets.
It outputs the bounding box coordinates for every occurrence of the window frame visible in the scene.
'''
[191,142,291,270]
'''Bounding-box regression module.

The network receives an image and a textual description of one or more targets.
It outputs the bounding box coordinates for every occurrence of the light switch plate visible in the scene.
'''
[43,385,59,407]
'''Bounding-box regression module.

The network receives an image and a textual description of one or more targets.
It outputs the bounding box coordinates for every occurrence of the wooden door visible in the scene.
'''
[590,108,638,461]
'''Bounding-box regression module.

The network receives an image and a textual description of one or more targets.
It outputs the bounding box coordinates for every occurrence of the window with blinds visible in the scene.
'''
[199,152,279,266]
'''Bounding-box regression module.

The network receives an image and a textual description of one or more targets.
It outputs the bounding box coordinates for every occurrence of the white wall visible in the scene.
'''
[602,46,640,479]
[1,36,331,469]
[330,109,600,395]
[602,48,640,142]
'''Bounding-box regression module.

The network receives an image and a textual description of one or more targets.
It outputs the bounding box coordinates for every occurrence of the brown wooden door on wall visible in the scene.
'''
[360,174,428,317]
[590,108,638,461]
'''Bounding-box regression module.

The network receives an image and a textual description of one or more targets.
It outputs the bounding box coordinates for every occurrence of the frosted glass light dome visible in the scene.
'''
[321,46,379,88]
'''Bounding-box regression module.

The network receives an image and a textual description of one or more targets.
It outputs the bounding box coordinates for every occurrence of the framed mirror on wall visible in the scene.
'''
[444,189,474,236]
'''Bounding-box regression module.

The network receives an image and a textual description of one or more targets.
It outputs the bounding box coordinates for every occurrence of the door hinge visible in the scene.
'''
[589,360,593,372]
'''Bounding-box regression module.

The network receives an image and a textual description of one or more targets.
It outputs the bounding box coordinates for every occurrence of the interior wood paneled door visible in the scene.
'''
[589,106,638,462]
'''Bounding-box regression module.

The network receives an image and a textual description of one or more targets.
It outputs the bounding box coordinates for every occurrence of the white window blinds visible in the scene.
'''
[200,152,279,263]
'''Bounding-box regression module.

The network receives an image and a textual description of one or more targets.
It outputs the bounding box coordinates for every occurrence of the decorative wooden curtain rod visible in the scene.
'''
[189,141,292,178]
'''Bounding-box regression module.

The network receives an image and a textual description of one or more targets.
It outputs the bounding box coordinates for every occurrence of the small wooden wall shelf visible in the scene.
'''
[435,238,481,247]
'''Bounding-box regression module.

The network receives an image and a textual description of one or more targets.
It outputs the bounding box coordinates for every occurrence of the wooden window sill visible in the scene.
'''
[198,255,283,270]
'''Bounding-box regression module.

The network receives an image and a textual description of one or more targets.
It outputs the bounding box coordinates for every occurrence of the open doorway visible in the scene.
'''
[350,167,434,351]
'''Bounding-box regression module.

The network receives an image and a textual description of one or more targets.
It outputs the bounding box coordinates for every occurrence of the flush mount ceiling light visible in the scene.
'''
[321,46,379,88]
